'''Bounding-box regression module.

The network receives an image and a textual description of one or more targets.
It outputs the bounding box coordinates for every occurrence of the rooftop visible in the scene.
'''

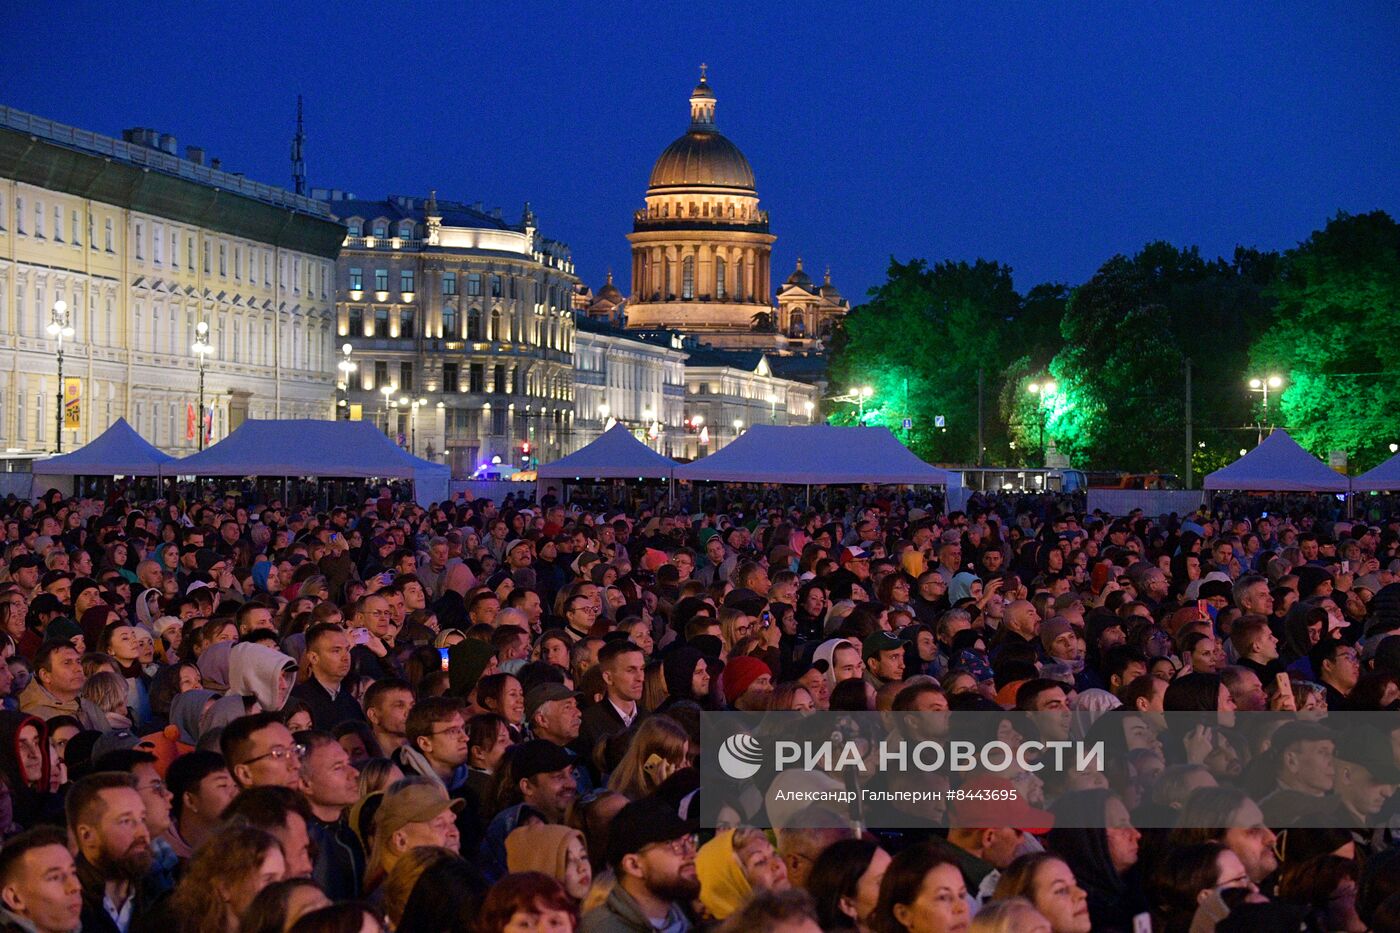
[0,105,332,219]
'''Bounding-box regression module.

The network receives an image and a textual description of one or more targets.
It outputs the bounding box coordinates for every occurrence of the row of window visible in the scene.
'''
[347,220,415,240]
[358,360,571,399]
[6,193,116,252]
[345,306,572,349]
[6,191,332,298]
[348,268,513,299]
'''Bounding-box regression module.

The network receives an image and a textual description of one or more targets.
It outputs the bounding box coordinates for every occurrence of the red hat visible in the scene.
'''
[839,546,870,566]
[721,656,772,705]
[950,776,1055,834]
[641,548,670,572]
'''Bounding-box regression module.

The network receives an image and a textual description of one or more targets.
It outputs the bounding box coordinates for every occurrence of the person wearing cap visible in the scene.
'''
[504,538,534,573]
[862,631,905,690]
[526,682,594,795]
[945,775,1055,905]
[1307,725,1400,844]
[1258,721,1336,827]
[479,739,580,884]
[8,554,42,601]
[581,796,698,933]
[365,779,465,890]
[720,656,773,711]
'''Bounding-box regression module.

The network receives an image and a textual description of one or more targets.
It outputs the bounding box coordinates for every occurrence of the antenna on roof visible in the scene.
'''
[291,95,307,196]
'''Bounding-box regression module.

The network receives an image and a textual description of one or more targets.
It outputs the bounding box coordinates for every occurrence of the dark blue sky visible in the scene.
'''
[7,2,1398,301]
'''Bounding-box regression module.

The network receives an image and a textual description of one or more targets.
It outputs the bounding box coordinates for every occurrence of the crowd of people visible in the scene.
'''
[1,482,1400,932]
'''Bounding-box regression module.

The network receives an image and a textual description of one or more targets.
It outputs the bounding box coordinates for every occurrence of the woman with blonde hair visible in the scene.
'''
[696,825,791,920]
[607,714,690,800]
[719,607,754,653]
[641,660,668,713]
[970,896,1052,933]
[81,670,133,730]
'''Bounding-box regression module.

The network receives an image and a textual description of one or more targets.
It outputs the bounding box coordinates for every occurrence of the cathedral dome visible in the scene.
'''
[648,131,755,190]
[785,257,813,288]
[646,68,756,192]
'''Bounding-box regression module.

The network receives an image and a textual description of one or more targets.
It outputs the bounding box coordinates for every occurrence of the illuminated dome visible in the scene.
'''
[647,70,756,191]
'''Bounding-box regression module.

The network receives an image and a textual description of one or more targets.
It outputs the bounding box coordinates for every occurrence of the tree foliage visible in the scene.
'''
[1251,211,1400,470]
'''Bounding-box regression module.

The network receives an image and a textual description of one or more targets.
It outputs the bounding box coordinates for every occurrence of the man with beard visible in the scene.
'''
[582,797,699,932]
[67,772,153,933]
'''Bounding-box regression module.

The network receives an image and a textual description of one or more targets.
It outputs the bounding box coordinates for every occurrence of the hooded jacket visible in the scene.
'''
[168,689,218,744]
[196,641,233,693]
[228,642,297,712]
[17,679,108,731]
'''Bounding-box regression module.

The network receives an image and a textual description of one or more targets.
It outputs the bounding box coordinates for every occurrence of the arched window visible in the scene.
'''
[715,257,727,301]
[682,256,694,300]
[490,308,502,341]
[372,220,388,237]
[467,308,482,340]
[346,220,362,237]
[398,221,414,239]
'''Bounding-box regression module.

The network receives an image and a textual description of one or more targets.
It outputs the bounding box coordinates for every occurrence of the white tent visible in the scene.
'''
[674,425,950,485]
[1351,453,1400,492]
[537,423,678,480]
[1203,430,1348,492]
[36,418,175,476]
[169,420,451,505]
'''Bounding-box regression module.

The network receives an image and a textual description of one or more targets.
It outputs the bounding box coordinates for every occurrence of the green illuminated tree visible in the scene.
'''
[1251,211,1400,470]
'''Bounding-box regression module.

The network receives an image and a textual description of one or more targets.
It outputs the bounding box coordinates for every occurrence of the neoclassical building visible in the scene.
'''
[317,191,579,475]
[0,106,341,455]
[619,70,848,353]
[622,70,779,348]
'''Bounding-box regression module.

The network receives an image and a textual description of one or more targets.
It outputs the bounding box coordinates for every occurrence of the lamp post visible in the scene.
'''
[1247,375,1284,446]
[191,320,213,450]
[1027,380,1057,467]
[732,417,743,441]
[336,343,356,419]
[804,399,815,423]
[47,300,74,452]
[380,384,396,434]
[767,393,777,424]
[856,385,873,421]
[409,397,426,455]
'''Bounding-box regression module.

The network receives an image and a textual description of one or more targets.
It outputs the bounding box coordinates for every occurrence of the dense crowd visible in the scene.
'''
[2,484,1400,932]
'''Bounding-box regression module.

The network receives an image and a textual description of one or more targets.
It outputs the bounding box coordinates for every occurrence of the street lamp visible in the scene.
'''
[379,384,396,434]
[733,417,743,438]
[1247,375,1284,445]
[767,393,777,424]
[336,343,356,419]
[804,399,815,423]
[46,300,74,452]
[408,397,426,454]
[191,320,213,450]
[1027,380,1057,467]
[857,385,873,421]
[598,401,610,426]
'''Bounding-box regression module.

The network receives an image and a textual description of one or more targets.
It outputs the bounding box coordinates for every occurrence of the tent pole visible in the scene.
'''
[806,484,811,509]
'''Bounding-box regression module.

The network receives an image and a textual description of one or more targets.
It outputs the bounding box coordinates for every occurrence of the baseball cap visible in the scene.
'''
[839,546,870,566]
[511,739,576,781]
[524,683,580,722]
[505,539,532,556]
[376,783,464,839]
[606,797,694,869]
[951,776,1055,833]
[862,631,903,661]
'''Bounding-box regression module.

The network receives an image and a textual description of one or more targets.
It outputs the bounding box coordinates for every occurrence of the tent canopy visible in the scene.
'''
[1203,430,1348,492]
[169,420,450,482]
[1352,452,1400,492]
[37,418,176,476]
[537,423,678,480]
[674,425,949,486]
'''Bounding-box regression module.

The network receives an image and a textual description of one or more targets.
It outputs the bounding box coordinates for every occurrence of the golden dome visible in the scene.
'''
[649,131,755,191]
[647,68,756,192]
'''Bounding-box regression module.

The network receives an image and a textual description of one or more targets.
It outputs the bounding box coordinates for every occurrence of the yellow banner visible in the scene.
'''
[62,378,82,430]
[349,403,363,422]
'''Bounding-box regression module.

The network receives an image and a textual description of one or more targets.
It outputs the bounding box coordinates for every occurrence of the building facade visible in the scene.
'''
[675,348,820,460]
[0,107,342,454]
[619,70,848,353]
[572,318,687,456]
[317,191,579,476]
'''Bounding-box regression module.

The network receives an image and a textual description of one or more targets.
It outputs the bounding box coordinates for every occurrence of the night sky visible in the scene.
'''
[6,2,1398,302]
